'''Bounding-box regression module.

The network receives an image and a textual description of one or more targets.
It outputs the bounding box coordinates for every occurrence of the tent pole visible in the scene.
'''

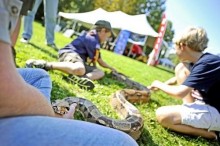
[143,35,148,53]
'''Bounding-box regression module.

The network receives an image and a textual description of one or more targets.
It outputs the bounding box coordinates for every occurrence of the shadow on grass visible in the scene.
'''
[166,129,219,146]
[51,80,77,101]
[29,42,58,59]
[155,66,175,74]
[96,72,127,88]
[138,128,159,146]
[148,99,163,109]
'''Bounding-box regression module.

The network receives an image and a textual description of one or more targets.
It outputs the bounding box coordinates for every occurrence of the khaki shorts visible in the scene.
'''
[59,52,98,74]
[180,101,220,131]
[0,0,22,44]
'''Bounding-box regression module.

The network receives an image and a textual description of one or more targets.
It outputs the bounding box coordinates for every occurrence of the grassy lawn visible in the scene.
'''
[15,21,219,146]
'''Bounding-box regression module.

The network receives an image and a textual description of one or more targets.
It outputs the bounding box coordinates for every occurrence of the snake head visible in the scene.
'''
[52,99,70,115]
[120,89,150,103]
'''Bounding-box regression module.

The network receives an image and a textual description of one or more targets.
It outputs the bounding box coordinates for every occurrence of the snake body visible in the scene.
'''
[111,71,150,92]
[52,89,150,140]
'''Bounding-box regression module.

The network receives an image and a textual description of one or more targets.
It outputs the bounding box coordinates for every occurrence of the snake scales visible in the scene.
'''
[111,71,150,92]
[52,89,150,140]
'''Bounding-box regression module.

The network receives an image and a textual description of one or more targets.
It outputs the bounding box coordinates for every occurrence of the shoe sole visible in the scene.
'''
[25,59,50,71]
[20,38,29,43]
[26,59,36,68]
[67,75,95,90]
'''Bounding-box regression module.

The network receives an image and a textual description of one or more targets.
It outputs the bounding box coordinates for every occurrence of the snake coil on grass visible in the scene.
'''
[52,89,150,140]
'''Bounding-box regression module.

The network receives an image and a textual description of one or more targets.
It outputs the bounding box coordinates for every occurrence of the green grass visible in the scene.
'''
[15,21,219,146]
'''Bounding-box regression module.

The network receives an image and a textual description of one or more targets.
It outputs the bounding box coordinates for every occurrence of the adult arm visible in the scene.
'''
[0,43,55,117]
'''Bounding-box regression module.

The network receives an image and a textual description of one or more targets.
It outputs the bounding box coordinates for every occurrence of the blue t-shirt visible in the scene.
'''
[183,53,220,112]
[59,31,101,62]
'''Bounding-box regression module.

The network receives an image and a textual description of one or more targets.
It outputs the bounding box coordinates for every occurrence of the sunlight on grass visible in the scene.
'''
[15,21,218,146]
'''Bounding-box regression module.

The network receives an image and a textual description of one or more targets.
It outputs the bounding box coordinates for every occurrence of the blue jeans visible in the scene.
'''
[0,116,138,146]
[22,0,58,44]
[18,68,52,102]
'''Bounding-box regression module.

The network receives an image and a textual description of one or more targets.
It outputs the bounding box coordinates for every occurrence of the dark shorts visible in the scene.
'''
[59,52,97,74]
[20,0,35,15]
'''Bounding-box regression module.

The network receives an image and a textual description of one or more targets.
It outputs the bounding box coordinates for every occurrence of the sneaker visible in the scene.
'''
[20,37,29,43]
[26,59,52,71]
[67,75,95,90]
[47,43,58,50]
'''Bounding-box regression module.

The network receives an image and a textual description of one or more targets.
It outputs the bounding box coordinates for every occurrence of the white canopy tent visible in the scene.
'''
[58,8,158,37]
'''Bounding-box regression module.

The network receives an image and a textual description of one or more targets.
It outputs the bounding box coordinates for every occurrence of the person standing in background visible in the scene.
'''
[11,0,35,65]
[20,0,59,49]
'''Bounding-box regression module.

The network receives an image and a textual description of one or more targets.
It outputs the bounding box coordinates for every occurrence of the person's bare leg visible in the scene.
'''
[175,63,194,103]
[156,105,216,139]
[85,69,105,80]
[47,61,86,76]
[48,61,104,80]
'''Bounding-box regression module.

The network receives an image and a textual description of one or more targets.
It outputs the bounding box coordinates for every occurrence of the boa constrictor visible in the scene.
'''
[111,71,150,92]
[52,89,150,140]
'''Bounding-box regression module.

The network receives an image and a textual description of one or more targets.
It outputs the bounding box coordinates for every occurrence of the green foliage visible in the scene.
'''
[164,20,175,42]
[146,0,166,31]
[169,53,180,66]
[93,0,141,14]
[15,22,219,146]
[59,0,94,13]
[146,0,174,44]
[72,0,95,12]
[58,0,77,13]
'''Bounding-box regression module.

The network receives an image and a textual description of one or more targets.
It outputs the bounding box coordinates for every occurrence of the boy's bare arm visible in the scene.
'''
[97,58,116,72]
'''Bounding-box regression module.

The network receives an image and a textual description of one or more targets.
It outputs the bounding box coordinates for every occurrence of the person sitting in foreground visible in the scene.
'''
[26,20,117,90]
[149,26,220,142]
[0,1,138,145]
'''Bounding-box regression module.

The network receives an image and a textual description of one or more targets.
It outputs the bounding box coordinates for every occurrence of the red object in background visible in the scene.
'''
[131,44,143,55]
[147,13,167,66]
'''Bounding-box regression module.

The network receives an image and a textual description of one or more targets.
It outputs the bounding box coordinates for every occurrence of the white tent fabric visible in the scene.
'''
[58,8,158,37]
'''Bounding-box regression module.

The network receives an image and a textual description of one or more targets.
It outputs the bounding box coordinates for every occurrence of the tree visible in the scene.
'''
[59,0,94,13]
[146,0,166,31]
[146,0,174,43]
[93,0,144,15]
[164,20,174,43]
[169,53,179,66]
